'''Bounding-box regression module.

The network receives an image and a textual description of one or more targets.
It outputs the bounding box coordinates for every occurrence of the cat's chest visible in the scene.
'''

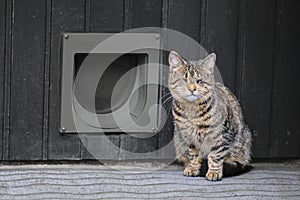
[176,119,208,146]
[177,121,217,157]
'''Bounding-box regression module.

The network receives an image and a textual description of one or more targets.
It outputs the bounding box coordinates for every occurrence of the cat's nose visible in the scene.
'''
[187,84,197,93]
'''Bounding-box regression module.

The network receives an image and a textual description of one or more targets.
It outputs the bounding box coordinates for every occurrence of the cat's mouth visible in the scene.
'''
[185,94,200,101]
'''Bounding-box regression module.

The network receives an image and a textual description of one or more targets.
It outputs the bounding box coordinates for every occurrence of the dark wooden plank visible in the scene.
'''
[235,0,246,101]
[238,0,276,158]
[131,0,162,28]
[167,0,201,42]
[270,0,300,158]
[9,0,46,160]
[42,0,52,160]
[199,0,207,46]
[84,0,91,32]
[119,134,158,160]
[158,0,202,160]
[156,0,175,161]
[0,0,6,160]
[2,0,12,161]
[0,0,297,161]
[48,0,85,160]
[80,134,120,161]
[118,0,163,160]
[90,0,124,33]
[205,0,240,91]
[80,0,125,160]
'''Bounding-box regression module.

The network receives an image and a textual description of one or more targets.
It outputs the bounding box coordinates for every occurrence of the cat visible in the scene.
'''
[168,51,252,181]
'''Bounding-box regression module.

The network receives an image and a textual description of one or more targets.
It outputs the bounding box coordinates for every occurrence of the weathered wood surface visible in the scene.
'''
[0,0,299,160]
[239,0,276,158]
[0,162,299,199]
[205,0,240,91]
[48,0,85,160]
[0,0,6,159]
[118,0,162,160]
[79,0,125,160]
[9,0,46,160]
[158,0,202,160]
[269,0,300,158]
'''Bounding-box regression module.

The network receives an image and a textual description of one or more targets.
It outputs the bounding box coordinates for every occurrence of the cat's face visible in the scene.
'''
[168,51,216,102]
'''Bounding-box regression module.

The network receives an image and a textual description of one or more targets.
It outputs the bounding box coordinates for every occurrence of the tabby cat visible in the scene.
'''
[168,51,252,181]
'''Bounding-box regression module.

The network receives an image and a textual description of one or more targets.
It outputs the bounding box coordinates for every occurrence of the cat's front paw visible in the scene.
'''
[183,165,200,177]
[206,170,223,181]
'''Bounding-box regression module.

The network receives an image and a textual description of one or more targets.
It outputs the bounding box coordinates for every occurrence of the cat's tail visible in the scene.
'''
[198,159,253,178]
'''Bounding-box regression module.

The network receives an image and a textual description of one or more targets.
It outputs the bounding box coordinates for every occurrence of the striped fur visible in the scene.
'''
[168,51,252,181]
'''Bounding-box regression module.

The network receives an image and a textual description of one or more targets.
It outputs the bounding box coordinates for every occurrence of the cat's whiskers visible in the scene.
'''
[160,92,172,100]
[159,92,174,116]
[165,99,174,115]
[161,95,173,106]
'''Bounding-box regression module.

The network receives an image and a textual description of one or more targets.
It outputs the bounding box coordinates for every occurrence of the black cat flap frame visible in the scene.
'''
[60,33,160,134]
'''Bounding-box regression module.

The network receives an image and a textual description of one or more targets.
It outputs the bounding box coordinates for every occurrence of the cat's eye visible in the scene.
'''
[197,79,203,84]
[183,72,188,80]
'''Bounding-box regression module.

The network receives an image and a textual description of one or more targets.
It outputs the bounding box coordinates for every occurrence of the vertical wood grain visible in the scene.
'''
[48,0,85,160]
[42,0,52,160]
[158,0,202,160]
[0,0,299,161]
[235,0,246,100]
[80,0,124,160]
[131,0,162,28]
[167,0,201,42]
[123,0,132,31]
[119,0,162,159]
[9,0,46,160]
[2,0,12,161]
[238,0,276,158]
[199,0,207,46]
[90,0,124,33]
[157,0,175,160]
[205,0,240,91]
[270,0,300,158]
[0,0,7,159]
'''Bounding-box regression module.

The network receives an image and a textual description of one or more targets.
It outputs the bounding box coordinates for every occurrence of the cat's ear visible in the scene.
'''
[199,53,216,72]
[168,51,186,70]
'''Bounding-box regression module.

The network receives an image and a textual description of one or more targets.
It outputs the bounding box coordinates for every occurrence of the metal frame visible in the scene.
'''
[60,33,161,134]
